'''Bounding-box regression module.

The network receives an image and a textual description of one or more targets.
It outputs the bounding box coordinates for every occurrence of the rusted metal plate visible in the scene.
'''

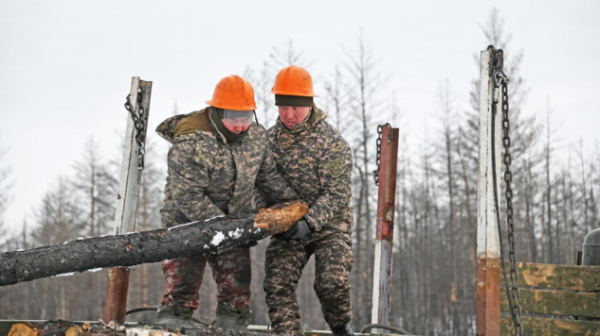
[371,126,399,331]
[103,267,131,324]
[477,256,502,335]
[500,316,600,336]
[500,288,600,318]
[510,262,600,291]
[375,126,399,242]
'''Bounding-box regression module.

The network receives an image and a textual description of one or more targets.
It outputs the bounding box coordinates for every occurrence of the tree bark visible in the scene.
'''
[5,321,277,336]
[0,201,307,287]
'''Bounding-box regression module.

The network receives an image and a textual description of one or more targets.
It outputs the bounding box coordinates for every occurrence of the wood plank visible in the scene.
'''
[501,288,600,318]
[510,262,600,291]
[501,316,600,336]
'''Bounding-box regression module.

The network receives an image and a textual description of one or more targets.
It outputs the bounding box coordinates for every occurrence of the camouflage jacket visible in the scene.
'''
[157,107,298,227]
[268,108,353,232]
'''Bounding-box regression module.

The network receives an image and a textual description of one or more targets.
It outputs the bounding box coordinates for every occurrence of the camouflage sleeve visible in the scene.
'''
[255,145,298,205]
[304,136,353,232]
[167,138,225,220]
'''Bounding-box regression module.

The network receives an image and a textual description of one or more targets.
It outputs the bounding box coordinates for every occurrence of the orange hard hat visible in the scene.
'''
[206,75,257,111]
[271,65,317,97]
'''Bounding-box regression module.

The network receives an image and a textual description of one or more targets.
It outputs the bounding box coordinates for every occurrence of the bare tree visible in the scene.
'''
[324,66,352,135]
[269,39,311,70]
[0,144,12,251]
[541,97,560,263]
[343,30,387,328]
[72,137,117,238]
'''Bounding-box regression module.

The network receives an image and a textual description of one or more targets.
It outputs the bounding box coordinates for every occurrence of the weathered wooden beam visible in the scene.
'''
[501,288,600,318]
[476,47,503,336]
[0,201,308,287]
[508,262,600,291]
[105,77,153,324]
[500,316,600,336]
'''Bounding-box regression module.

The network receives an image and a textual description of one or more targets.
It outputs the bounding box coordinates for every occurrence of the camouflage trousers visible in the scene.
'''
[161,247,251,310]
[264,226,353,335]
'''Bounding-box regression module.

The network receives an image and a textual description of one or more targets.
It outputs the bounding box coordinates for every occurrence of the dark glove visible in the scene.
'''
[283,219,312,240]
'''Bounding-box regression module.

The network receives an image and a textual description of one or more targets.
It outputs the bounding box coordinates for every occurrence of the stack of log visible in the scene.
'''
[4,321,274,336]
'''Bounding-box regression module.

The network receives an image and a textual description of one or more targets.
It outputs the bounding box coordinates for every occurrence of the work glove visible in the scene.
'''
[283,219,312,240]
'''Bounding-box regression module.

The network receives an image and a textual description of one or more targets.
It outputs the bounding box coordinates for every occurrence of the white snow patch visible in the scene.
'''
[56,272,75,277]
[211,231,226,246]
[204,245,209,249]
[88,268,103,273]
[77,237,85,241]
[204,215,225,222]
[227,228,243,239]
[168,221,200,231]
[16,249,25,252]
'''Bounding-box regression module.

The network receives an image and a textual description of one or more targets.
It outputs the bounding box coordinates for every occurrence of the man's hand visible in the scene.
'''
[282,219,311,240]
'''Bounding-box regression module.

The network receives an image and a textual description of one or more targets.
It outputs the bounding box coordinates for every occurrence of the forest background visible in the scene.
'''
[1,2,599,335]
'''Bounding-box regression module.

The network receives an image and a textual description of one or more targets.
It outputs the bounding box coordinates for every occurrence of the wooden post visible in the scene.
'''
[103,77,152,324]
[371,125,400,333]
[476,49,503,336]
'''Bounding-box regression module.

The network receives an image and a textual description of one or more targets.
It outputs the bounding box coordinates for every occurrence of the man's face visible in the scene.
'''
[221,110,253,134]
[278,106,311,129]
[222,118,251,134]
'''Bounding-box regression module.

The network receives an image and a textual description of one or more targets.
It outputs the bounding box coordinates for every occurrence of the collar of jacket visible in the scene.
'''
[276,107,327,137]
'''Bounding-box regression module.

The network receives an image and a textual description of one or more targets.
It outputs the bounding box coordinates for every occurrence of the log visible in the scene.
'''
[6,321,276,336]
[0,201,308,286]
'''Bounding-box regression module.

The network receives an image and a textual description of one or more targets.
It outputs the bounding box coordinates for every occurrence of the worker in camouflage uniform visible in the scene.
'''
[263,65,355,336]
[155,75,297,329]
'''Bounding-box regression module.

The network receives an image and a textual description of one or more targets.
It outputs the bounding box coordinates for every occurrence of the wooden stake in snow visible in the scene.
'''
[104,77,153,324]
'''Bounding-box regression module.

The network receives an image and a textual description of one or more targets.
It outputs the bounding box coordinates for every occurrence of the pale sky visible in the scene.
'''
[1,0,599,234]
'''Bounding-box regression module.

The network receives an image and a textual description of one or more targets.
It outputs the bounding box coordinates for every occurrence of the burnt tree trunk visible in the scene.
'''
[0,201,307,287]
[4,321,276,336]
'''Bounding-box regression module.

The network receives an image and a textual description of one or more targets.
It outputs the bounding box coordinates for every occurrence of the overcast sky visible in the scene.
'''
[1,0,599,233]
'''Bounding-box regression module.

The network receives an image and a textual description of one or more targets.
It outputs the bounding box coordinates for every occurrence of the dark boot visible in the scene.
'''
[331,324,355,336]
[155,304,196,327]
[213,303,251,330]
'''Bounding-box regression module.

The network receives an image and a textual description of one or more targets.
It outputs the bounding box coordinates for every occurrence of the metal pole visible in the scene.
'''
[103,77,152,324]
[371,125,399,333]
[476,49,503,336]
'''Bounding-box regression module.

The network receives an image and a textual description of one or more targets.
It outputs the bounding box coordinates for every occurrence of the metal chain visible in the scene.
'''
[373,123,391,186]
[124,87,147,171]
[502,81,523,335]
[489,45,523,336]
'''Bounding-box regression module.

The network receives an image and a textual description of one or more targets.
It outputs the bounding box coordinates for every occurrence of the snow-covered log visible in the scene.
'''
[0,201,308,286]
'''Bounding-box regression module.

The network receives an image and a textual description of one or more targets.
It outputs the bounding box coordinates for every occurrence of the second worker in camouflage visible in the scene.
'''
[263,65,355,336]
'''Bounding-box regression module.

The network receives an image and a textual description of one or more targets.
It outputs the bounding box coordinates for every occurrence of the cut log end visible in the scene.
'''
[9,323,39,336]
[253,200,309,234]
